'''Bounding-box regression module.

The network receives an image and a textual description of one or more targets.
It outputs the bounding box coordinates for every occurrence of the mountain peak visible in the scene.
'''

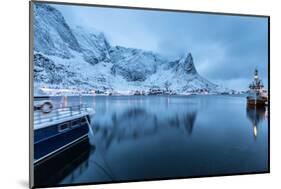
[177,52,197,74]
[34,4,223,94]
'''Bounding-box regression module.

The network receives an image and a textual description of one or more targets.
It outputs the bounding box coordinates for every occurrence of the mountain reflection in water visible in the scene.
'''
[92,107,197,149]
[47,95,268,185]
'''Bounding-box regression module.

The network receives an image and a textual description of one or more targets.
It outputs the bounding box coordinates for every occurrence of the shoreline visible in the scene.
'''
[34,94,247,98]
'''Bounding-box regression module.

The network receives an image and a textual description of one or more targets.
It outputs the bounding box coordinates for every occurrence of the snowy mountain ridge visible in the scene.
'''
[33,3,228,95]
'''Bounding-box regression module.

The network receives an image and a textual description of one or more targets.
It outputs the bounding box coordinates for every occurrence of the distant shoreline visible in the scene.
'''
[34,94,247,98]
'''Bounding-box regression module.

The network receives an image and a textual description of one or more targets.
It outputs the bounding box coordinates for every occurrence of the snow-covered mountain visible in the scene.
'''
[109,46,166,82]
[33,3,226,95]
[72,26,111,65]
[33,4,81,59]
[146,53,218,93]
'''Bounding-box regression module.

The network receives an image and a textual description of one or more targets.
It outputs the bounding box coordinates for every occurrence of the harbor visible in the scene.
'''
[33,94,268,187]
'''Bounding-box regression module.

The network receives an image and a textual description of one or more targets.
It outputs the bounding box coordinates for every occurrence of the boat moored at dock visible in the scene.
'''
[247,69,268,107]
[33,100,94,166]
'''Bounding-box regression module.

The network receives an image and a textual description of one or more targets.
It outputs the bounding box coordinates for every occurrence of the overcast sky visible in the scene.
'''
[53,3,268,91]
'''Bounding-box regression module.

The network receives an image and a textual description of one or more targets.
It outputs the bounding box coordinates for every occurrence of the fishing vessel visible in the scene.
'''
[247,69,268,107]
[33,97,93,165]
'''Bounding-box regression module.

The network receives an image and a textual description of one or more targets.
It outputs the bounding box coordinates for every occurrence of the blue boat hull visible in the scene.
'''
[34,136,91,187]
[34,115,90,163]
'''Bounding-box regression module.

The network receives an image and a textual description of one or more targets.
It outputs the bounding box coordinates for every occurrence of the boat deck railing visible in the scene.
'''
[34,104,90,127]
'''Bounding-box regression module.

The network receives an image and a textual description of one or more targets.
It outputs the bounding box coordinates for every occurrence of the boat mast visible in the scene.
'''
[249,68,264,93]
[247,68,267,107]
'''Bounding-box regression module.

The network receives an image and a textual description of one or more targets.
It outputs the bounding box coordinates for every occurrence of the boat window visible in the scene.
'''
[71,119,80,128]
[58,123,70,132]
[80,117,87,125]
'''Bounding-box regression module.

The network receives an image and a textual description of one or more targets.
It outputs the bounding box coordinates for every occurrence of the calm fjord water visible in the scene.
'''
[52,95,268,184]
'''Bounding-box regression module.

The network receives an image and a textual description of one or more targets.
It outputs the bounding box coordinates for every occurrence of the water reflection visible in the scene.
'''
[183,112,197,135]
[46,95,268,185]
[34,139,91,187]
[92,106,198,149]
[60,147,94,184]
[246,106,267,139]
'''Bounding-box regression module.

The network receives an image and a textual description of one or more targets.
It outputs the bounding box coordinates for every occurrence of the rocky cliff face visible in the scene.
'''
[33,3,223,95]
[109,46,166,82]
[176,53,197,75]
[72,26,111,65]
[33,4,81,59]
